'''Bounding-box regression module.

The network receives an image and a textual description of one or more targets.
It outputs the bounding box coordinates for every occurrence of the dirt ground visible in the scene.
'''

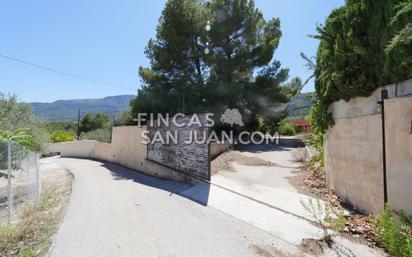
[211,138,307,175]
[211,151,277,175]
[287,161,378,248]
[211,139,380,252]
[0,157,73,223]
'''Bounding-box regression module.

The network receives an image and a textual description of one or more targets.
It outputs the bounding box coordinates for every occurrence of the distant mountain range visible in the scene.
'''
[30,92,314,122]
[286,92,316,119]
[30,95,135,122]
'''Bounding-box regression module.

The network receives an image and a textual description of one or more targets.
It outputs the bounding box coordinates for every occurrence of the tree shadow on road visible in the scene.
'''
[100,161,211,206]
[234,138,305,153]
[101,161,191,194]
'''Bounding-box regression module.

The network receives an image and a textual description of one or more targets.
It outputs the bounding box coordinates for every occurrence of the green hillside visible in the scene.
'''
[286,92,316,119]
[30,95,135,122]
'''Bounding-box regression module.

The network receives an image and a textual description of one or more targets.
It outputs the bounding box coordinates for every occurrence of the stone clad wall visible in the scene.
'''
[147,114,210,180]
[324,79,412,215]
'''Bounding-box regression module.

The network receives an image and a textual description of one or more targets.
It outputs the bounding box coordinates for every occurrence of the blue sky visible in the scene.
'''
[0,0,344,103]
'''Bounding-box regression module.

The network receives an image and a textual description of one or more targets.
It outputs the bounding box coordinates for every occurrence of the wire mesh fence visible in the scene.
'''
[0,141,41,223]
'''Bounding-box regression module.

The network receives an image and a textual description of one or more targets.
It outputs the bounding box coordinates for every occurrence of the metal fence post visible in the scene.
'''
[36,153,41,198]
[26,152,30,182]
[7,140,12,223]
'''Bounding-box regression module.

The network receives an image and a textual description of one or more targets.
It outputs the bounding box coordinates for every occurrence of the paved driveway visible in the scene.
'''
[48,158,301,257]
[203,138,385,257]
[211,138,315,220]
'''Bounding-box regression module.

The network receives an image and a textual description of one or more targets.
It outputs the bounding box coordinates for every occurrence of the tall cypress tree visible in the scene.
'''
[315,0,411,106]
[310,0,412,149]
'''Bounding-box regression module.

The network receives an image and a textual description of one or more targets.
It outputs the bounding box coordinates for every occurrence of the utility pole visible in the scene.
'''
[77,109,81,140]
[7,140,12,223]
[110,115,115,143]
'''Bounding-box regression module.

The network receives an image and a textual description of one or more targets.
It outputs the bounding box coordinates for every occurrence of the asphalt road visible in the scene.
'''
[48,158,299,257]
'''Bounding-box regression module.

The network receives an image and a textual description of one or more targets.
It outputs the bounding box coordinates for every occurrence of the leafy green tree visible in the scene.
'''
[79,113,110,133]
[0,93,47,151]
[114,110,134,126]
[131,0,299,130]
[277,119,296,136]
[131,0,208,115]
[46,121,76,134]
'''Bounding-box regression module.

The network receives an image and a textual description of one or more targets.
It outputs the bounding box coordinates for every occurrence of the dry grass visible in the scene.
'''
[0,187,70,257]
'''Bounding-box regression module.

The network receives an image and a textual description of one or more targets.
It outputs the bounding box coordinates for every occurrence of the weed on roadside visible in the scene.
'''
[373,204,412,257]
[300,198,334,245]
[300,198,348,244]
[0,188,67,257]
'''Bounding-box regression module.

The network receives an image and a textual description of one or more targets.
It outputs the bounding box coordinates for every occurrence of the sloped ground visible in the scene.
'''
[0,157,73,222]
[48,158,303,257]
[0,157,73,256]
[45,142,385,257]
[205,138,386,257]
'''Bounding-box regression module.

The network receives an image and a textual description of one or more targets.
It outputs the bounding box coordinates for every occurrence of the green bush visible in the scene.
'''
[277,119,295,136]
[0,129,40,151]
[374,204,412,257]
[50,131,75,143]
[20,248,36,257]
[0,93,47,149]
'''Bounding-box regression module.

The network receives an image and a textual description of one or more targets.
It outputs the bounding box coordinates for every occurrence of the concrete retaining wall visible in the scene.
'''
[385,97,412,214]
[210,141,231,160]
[325,79,412,215]
[45,126,200,184]
[324,115,384,214]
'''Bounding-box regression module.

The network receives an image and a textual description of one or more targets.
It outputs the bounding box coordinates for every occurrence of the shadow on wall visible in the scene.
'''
[100,160,211,206]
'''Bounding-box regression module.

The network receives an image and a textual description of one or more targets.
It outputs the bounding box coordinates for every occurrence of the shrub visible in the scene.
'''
[0,129,42,174]
[277,119,295,136]
[0,129,40,151]
[0,93,48,149]
[50,131,75,143]
[374,204,412,257]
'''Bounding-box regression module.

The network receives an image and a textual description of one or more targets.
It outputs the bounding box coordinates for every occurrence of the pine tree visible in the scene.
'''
[131,0,298,129]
